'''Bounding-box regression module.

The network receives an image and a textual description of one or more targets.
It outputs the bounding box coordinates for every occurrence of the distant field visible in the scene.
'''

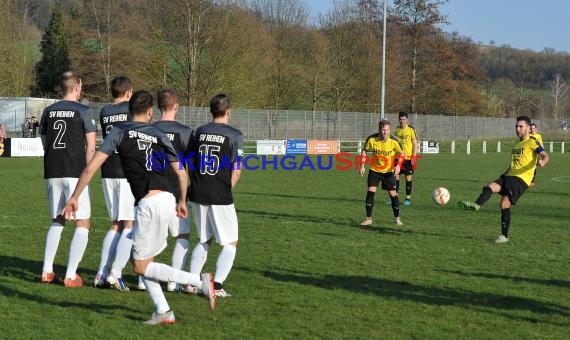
[0,154,569,338]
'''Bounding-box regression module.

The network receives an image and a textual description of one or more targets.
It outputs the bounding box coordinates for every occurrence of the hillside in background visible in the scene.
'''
[0,0,567,120]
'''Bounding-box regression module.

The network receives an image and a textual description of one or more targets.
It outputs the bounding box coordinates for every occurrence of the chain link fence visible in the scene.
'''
[2,97,568,140]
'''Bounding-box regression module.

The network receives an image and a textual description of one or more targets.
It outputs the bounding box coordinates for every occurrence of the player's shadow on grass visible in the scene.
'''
[239,208,356,228]
[243,267,569,325]
[436,269,570,288]
[239,191,361,203]
[0,281,140,315]
[416,176,484,184]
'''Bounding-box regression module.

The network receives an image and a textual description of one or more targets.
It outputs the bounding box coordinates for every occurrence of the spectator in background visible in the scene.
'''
[31,116,40,138]
[22,117,31,137]
[0,124,6,144]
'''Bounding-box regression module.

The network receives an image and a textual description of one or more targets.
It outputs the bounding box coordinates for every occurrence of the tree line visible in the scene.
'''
[0,0,568,119]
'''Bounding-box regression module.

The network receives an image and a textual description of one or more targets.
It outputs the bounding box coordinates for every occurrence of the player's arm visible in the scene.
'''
[394,150,405,177]
[61,151,108,220]
[359,148,368,177]
[231,162,242,188]
[537,150,549,167]
[85,131,96,163]
[170,161,188,218]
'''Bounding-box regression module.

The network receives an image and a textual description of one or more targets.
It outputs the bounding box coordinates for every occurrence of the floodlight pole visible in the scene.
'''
[380,0,387,120]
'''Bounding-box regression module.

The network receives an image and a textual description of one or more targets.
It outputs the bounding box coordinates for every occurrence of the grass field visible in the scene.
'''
[0,153,569,339]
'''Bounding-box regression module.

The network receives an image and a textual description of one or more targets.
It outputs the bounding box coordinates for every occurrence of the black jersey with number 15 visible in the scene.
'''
[188,122,244,205]
[40,100,96,179]
[98,121,179,205]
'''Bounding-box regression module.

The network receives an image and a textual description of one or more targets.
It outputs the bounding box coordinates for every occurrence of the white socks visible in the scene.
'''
[42,223,64,273]
[171,238,189,271]
[189,242,209,274]
[215,245,236,284]
[97,230,118,275]
[111,228,133,277]
[144,262,201,287]
[141,277,170,314]
[65,227,89,279]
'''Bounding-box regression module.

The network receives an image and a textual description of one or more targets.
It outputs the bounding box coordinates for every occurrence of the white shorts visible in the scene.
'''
[102,178,135,221]
[191,203,238,245]
[131,192,178,260]
[46,178,90,220]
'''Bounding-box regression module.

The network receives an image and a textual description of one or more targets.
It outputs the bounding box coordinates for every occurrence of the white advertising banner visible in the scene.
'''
[10,138,44,157]
[256,140,287,155]
[421,140,440,154]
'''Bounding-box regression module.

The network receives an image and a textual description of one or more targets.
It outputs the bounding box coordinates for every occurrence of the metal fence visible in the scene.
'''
[2,97,568,140]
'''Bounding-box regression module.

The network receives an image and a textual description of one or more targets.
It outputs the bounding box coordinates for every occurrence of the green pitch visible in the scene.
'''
[0,154,568,338]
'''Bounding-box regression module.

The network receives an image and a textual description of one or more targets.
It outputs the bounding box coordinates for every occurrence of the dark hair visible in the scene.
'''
[378,120,391,129]
[111,76,132,98]
[129,90,153,116]
[517,116,531,126]
[530,122,537,127]
[209,93,231,118]
[60,71,81,95]
[157,88,179,112]
[398,111,408,118]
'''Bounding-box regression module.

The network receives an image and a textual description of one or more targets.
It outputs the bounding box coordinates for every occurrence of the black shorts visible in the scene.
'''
[400,160,414,175]
[368,171,397,191]
[493,175,528,205]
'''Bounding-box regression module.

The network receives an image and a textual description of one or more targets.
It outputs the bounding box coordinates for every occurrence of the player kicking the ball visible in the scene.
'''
[458,116,549,243]
[359,120,405,227]
[62,90,216,325]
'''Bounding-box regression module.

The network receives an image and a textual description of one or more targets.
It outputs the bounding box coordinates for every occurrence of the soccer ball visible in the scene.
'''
[432,187,450,206]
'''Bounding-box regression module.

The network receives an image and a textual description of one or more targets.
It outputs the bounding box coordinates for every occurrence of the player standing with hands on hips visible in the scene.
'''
[61,90,216,325]
[459,116,549,243]
[359,120,405,227]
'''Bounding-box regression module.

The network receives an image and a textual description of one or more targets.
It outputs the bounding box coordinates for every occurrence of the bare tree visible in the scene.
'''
[90,0,112,95]
[549,73,568,121]
[393,0,448,112]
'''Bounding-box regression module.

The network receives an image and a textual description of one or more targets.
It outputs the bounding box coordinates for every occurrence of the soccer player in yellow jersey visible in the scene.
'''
[393,111,418,205]
[459,116,549,243]
[359,120,405,226]
[529,122,543,186]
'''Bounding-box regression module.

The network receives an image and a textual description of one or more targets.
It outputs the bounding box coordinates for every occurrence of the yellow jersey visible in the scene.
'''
[505,136,543,186]
[530,132,543,146]
[394,125,417,160]
[364,134,403,173]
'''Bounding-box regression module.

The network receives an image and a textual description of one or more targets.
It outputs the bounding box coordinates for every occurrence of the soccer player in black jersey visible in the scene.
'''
[40,71,97,288]
[188,93,244,298]
[62,90,216,325]
[94,76,135,291]
[153,88,194,293]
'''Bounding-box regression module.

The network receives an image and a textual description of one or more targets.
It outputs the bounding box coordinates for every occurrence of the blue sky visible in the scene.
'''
[307,0,570,53]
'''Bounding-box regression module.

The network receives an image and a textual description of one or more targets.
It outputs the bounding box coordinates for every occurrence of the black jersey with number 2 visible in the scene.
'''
[189,122,244,205]
[99,102,131,178]
[40,100,97,179]
[98,121,179,205]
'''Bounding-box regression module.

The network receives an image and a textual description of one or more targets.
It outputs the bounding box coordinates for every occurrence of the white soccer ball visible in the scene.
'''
[432,187,450,206]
